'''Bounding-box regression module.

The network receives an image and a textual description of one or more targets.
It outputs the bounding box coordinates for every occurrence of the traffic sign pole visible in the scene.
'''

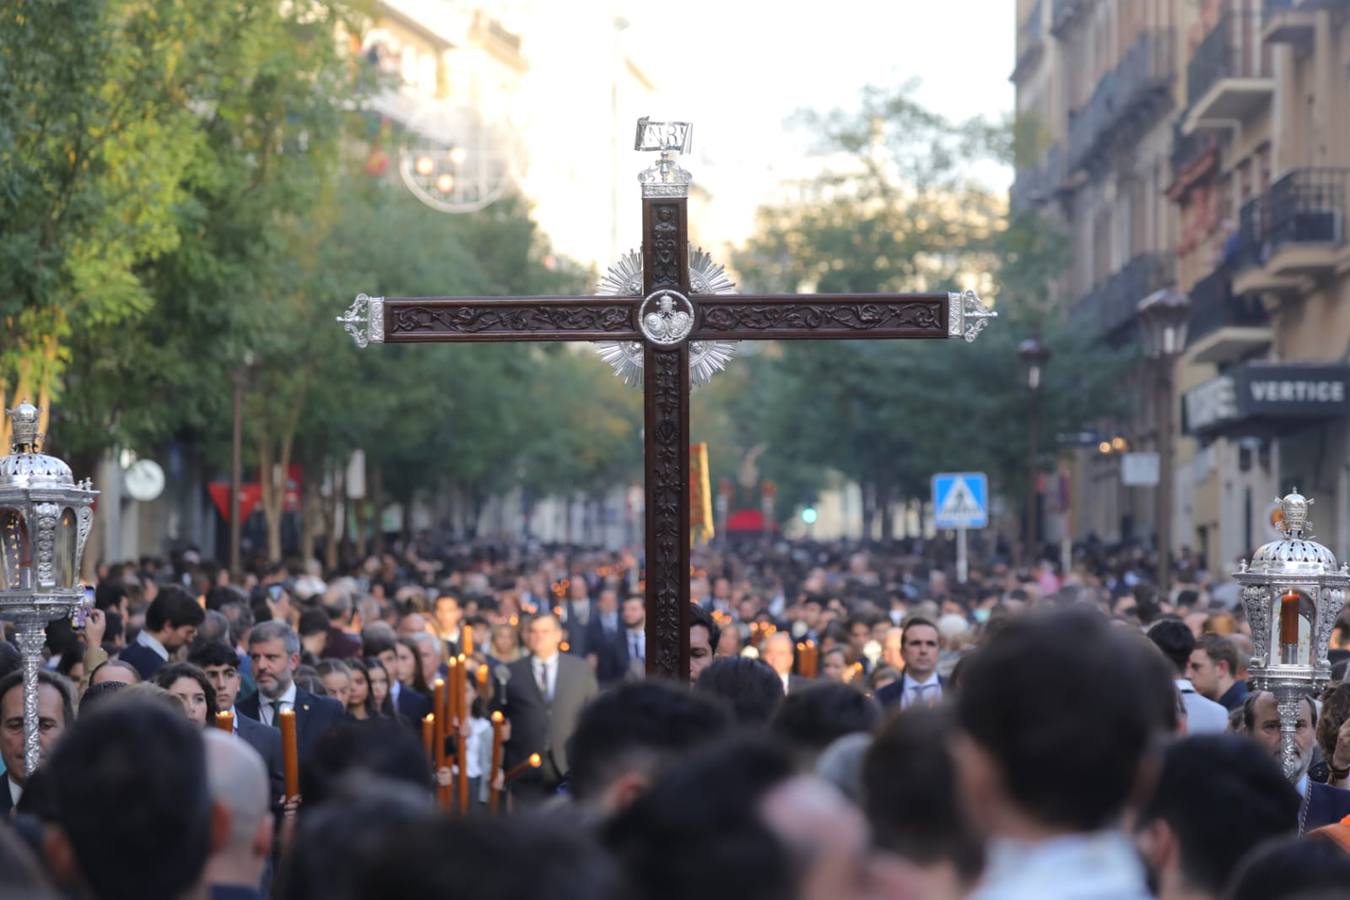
[956,527,968,584]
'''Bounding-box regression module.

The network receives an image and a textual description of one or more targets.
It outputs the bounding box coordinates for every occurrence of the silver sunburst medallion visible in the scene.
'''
[594,246,738,387]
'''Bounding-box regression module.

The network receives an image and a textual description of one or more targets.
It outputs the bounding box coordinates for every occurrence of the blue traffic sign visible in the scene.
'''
[932,472,989,529]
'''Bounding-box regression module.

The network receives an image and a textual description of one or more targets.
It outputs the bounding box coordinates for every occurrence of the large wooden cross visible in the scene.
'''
[338,119,995,681]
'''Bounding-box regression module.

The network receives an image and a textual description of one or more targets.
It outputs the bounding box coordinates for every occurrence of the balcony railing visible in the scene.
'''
[1070,253,1175,342]
[1067,29,1175,173]
[1232,169,1350,269]
[1186,270,1268,348]
[1171,121,1217,181]
[1187,11,1272,108]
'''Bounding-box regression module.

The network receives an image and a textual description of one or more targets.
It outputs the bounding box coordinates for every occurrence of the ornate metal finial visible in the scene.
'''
[635,117,693,198]
[947,290,998,343]
[1278,488,1313,538]
[8,402,41,453]
[336,294,384,349]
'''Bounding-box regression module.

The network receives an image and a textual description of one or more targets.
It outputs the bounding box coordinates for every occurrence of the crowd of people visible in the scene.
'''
[4,537,1350,899]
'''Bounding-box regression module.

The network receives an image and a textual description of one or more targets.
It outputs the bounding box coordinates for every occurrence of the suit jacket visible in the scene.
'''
[1306,780,1350,833]
[0,776,12,817]
[117,642,168,681]
[236,686,346,760]
[584,617,630,684]
[875,675,945,709]
[236,713,286,804]
[394,684,432,726]
[501,654,598,783]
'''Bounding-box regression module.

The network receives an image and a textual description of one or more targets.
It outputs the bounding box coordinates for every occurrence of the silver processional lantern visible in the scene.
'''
[0,403,96,776]
[1236,489,1349,780]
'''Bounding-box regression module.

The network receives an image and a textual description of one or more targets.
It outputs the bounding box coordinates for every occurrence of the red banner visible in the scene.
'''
[208,483,263,523]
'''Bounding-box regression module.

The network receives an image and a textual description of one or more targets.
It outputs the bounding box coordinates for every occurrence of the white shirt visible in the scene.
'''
[7,775,20,808]
[533,653,558,702]
[627,628,645,662]
[901,672,942,709]
[974,830,1151,900]
[259,682,297,727]
[1176,679,1229,734]
[136,629,170,662]
[779,671,792,695]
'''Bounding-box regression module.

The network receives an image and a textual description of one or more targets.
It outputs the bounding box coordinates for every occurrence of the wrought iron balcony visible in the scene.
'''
[1070,253,1175,344]
[1066,29,1175,174]
[1186,270,1269,362]
[1232,169,1350,292]
[1184,11,1273,130]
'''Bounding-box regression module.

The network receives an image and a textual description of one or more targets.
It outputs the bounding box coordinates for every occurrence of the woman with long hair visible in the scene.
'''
[395,636,431,698]
[346,658,379,720]
[364,656,398,719]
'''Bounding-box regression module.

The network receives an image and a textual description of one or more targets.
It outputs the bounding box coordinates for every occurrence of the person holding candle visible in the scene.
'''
[190,641,286,807]
[238,622,346,761]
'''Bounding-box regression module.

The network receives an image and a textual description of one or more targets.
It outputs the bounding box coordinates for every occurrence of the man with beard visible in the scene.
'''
[1244,691,1350,832]
[238,622,345,761]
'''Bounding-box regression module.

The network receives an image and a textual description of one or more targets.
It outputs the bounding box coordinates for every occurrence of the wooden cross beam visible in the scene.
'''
[338,118,995,682]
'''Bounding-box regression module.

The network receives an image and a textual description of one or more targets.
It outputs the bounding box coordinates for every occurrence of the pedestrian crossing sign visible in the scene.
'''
[932,472,989,529]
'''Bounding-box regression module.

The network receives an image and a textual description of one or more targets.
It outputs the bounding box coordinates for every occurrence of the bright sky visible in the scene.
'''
[625,0,1016,246]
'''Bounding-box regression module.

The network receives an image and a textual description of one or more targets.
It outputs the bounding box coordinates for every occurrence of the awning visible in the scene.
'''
[1183,363,1350,437]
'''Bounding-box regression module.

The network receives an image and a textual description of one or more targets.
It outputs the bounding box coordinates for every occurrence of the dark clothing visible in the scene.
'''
[584,615,627,683]
[236,686,346,761]
[322,626,362,660]
[117,642,168,681]
[500,654,598,792]
[1217,680,1250,712]
[236,713,286,805]
[210,885,263,900]
[1306,780,1350,833]
[394,683,433,726]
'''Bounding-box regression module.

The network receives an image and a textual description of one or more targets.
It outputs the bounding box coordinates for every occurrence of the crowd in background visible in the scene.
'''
[3,535,1350,899]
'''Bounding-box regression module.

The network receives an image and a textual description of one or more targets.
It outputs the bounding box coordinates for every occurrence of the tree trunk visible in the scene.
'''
[879,481,895,543]
[400,495,412,548]
[324,463,342,572]
[257,395,302,563]
[300,471,319,565]
[371,467,385,555]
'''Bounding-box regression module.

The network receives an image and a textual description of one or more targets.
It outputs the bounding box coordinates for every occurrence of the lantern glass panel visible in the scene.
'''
[52,507,76,587]
[0,509,29,590]
[1273,588,1314,667]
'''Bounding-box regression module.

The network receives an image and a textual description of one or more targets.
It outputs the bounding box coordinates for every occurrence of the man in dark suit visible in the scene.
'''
[118,585,205,680]
[761,632,810,695]
[502,613,598,802]
[584,588,625,683]
[237,622,345,763]
[1246,691,1350,832]
[875,617,944,710]
[191,641,286,804]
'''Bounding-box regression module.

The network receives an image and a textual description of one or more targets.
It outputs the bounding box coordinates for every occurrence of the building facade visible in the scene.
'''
[1013,0,1350,574]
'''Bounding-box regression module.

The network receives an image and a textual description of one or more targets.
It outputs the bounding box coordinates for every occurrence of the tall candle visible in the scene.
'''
[476,664,489,693]
[422,713,435,759]
[489,711,505,813]
[456,722,470,814]
[447,657,461,724]
[1280,589,1301,663]
[214,710,234,733]
[462,624,474,657]
[279,708,300,800]
[432,679,447,764]
[455,654,468,721]
[504,752,542,785]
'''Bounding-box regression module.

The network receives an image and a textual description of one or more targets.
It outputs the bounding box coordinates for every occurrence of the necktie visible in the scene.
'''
[912,684,936,707]
[536,661,550,702]
[270,698,284,725]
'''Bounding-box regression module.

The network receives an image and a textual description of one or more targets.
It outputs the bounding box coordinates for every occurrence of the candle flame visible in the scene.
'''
[529,753,542,768]
[491,710,504,723]
[424,713,434,723]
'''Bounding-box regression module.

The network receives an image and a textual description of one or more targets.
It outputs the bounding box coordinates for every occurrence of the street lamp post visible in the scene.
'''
[1019,338,1051,565]
[0,403,97,775]
[1138,288,1191,597]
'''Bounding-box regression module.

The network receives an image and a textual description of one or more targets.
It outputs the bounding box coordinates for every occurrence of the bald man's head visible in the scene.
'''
[204,730,270,854]
[763,633,795,676]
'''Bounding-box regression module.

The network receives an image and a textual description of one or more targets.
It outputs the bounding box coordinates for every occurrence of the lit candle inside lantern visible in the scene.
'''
[1280,589,1301,664]
[215,710,234,733]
